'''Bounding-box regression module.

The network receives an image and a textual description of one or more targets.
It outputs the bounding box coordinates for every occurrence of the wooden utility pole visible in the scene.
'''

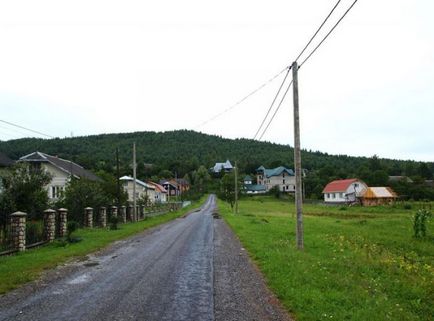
[116,148,120,208]
[133,142,137,221]
[234,161,238,214]
[292,61,304,250]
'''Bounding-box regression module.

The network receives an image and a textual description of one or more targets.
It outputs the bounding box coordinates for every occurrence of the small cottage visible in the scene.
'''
[322,179,368,204]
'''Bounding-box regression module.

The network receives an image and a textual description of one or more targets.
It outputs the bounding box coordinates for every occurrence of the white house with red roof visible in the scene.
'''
[322,178,368,203]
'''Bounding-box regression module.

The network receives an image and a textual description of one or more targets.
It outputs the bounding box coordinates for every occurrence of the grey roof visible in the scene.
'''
[244,175,253,181]
[120,175,155,189]
[0,152,14,167]
[388,176,413,183]
[19,151,100,181]
[211,160,233,173]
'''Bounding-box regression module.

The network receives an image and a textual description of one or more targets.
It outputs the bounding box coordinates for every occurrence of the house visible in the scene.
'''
[19,151,100,201]
[119,176,156,204]
[388,176,413,184]
[210,160,233,173]
[243,175,266,194]
[360,187,398,206]
[256,165,295,192]
[322,178,368,204]
[147,181,168,203]
[160,180,179,198]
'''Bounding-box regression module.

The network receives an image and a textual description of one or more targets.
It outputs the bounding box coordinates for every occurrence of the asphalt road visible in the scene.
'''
[0,195,291,321]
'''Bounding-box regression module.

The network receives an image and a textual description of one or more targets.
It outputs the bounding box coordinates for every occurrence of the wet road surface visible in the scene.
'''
[0,195,292,321]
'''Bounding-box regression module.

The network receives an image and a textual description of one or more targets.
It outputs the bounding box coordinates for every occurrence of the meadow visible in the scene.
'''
[218,197,434,321]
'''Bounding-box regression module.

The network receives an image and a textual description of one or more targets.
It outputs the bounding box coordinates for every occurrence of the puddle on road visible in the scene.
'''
[67,274,89,285]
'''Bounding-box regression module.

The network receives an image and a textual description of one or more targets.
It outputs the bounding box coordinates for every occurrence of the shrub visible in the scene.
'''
[413,209,432,238]
[109,216,119,230]
[403,203,412,210]
[67,221,79,242]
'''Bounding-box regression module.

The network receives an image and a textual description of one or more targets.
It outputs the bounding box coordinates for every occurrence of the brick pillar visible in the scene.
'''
[99,207,107,227]
[57,208,68,238]
[127,205,133,222]
[10,211,26,251]
[84,207,93,228]
[43,209,56,242]
[111,206,118,218]
[120,205,127,223]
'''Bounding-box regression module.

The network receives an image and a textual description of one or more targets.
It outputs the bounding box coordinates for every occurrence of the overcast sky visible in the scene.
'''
[0,0,433,162]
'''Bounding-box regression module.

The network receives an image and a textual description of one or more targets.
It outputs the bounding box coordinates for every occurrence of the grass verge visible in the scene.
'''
[0,196,206,294]
[218,196,434,321]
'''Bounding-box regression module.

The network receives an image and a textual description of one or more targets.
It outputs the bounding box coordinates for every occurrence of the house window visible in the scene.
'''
[332,193,336,199]
[354,183,359,188]
[283,179,285,184]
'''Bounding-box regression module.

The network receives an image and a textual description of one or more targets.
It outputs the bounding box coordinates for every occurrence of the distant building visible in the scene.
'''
[243,175,266,194]
[322,179,368,204]
[210,160,233,174]
[360,187,398,206]
[160,178,190,198]
[147,181,168,203]
[256,165,295,193]
[119,176,156,204]
[19,151,100,201]
[0,152,14,168]
[388,176,413,184]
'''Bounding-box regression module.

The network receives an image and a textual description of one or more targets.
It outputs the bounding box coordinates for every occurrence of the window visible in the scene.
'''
[354,183,359,188]
[283,179,285,184]
[332,193,336,199]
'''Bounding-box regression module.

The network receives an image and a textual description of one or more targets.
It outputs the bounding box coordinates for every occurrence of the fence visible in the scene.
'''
[0,201,183,256]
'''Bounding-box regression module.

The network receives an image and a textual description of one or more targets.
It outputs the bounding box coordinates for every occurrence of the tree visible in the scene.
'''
[193,165,211,193]
[0,163,51,225]
[57,178,110,224]
[218,172,241,210]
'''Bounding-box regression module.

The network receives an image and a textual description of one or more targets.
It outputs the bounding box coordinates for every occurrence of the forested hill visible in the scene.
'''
[0,130,433,186]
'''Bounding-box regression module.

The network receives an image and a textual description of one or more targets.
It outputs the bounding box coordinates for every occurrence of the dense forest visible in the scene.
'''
[1,130,433,199]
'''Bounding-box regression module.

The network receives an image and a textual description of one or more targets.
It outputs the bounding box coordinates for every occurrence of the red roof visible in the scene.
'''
[322,179,360,193]
[147,181,167,193]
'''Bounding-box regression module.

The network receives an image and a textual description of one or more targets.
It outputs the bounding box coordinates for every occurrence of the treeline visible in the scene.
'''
[1,130,433,199]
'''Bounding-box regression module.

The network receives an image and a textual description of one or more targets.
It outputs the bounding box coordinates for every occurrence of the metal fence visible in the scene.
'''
[0,223,12,254]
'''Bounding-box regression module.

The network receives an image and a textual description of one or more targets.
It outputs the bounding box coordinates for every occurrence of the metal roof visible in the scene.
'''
[322,179,361,193]
[362,187,397,199]
[120,175,155,189]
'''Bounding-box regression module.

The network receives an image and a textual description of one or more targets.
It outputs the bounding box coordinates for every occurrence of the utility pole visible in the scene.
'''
[133,142,137,221]
[292,61,304,250]
[234,161,238,214]
[116,148,120,208]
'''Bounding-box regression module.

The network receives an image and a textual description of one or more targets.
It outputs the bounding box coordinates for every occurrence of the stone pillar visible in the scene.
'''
[43,209,56,242]
[10,212,26,252]
[127,205,133,222]
[84,207,93,228]
[120,205,127,223]
[57,208,68,238]
[111,206,118,218]
[99,207,107,227]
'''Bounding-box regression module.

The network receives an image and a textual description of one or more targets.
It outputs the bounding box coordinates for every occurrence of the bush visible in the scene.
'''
[109,216,119,230]
[413,209,432,238]
[403,203,412,210]
[67,221,80,242]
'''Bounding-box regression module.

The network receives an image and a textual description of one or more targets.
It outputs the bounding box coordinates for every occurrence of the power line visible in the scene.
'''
[253,67,292,140]
[295,0,342,62]
[0,119,55,138]
[300,0,359,67]
[258,79,293,141]
[194,67,289,129]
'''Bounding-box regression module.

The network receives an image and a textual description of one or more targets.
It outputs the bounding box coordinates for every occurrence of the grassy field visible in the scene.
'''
[218,197,434,321]
[0,197,206,294]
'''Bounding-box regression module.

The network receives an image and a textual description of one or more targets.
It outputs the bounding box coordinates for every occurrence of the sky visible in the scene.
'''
[0,0,433,162]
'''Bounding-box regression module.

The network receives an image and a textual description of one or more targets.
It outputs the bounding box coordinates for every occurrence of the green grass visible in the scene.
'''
[0,196,206,294]
[219,196,434,321]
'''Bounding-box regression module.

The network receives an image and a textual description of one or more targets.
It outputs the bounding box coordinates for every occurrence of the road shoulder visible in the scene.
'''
[213,217,293,321]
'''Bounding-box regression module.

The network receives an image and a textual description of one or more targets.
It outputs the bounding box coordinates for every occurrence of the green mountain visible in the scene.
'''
[0,130,433,198]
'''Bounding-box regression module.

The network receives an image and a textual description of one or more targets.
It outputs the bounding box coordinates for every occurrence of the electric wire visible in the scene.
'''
[252,66,292,140]
[258,79,293,141]
[0,119,55,138]
[299,0,359,67]
[194,66,289,129]
[295,0,342,62]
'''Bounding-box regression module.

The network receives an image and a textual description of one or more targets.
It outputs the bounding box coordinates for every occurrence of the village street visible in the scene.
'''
[0,195,290,321]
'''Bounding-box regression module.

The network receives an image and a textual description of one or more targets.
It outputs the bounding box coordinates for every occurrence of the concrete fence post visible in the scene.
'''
[99,207,107,227]
[84,207,93,228]
[57,208,68,238]
[121,205,127,223]
[43,209,56,242]
[10,211,27,251]
[127,205,133,222]
[111,206,118,219]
